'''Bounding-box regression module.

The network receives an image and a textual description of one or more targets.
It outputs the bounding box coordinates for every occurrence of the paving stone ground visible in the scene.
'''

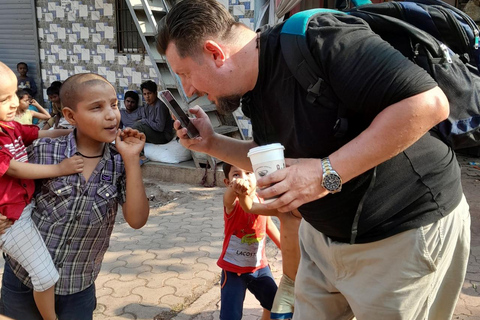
[0,155,478,320]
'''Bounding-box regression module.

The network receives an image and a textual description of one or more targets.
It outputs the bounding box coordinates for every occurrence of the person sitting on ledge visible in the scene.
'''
[120,91,143,129]
[131,80,174,144]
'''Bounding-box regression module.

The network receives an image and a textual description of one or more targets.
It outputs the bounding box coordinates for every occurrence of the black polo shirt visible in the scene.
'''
[242,14,462,243]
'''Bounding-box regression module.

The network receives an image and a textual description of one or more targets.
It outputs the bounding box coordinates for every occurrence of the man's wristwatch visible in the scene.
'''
[321,157,342,193]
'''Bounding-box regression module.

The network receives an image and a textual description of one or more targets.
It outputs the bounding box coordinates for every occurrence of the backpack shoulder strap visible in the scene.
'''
[280,9,349,136]
[350,0,372,6]
[280,9,345,104]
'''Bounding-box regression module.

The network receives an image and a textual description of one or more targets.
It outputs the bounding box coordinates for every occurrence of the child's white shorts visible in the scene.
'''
[0,203,59,291]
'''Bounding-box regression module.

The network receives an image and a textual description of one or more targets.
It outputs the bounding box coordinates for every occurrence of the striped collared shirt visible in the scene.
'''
[7,131,126,295]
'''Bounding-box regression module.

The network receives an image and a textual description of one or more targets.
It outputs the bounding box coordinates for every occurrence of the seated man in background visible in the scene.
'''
[132,80,174,144]
[120,91,143,129]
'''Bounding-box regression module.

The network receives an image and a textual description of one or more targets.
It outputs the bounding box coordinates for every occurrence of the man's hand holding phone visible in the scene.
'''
[159,90,200,138]
[173,106,217,153]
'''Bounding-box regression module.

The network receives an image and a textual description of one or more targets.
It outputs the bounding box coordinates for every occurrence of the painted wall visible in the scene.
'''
[227,0,255,29]
[36,0,160,104]
[35,0,256,106]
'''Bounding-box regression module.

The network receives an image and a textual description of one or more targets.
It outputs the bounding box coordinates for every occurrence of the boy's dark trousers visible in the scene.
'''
[1,261,97,320]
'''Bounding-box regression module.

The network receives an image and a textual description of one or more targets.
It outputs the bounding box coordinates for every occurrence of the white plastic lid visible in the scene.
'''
[247,143,285,157]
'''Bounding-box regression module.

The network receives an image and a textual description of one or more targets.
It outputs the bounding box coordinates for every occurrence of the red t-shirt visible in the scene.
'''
[217,199,269,274]
[0,121,39,220]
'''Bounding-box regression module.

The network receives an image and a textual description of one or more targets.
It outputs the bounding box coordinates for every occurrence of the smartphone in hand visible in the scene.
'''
[159,90,200,138]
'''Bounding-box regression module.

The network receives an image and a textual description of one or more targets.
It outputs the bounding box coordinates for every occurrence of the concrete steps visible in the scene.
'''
[141,160,225,187]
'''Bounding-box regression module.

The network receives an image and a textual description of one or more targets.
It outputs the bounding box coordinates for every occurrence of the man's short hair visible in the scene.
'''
[223,162,232,179]
[140,80,157,93]
[60,73,111,110]
[124,91,139,105]
[157,0,238,58]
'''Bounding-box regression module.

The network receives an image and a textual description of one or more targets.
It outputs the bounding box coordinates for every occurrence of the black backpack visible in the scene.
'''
[280,0,480,150]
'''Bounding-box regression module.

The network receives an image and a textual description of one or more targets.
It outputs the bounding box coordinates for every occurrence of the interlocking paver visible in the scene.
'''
[111,265,151,281]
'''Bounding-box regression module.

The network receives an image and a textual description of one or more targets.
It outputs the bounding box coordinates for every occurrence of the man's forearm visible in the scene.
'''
[330,87,449,184]
[206,134,258,171]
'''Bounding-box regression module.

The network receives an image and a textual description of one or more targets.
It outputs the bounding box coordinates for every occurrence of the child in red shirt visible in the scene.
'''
[217,163,281,320]
[0,61,82,320]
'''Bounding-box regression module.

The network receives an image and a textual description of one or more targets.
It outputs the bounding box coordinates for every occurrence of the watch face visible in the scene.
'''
[323,173,341,191]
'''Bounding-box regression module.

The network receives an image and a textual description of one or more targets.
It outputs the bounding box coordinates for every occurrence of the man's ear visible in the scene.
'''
[224,178,230,187]
[204,40,225,66]
[62,107,76,126]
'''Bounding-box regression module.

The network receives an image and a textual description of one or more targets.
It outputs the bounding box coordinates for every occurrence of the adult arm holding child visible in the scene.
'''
[116,127,149,229]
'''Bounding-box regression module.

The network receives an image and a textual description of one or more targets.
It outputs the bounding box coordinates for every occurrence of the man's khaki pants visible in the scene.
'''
[294,196,471,320]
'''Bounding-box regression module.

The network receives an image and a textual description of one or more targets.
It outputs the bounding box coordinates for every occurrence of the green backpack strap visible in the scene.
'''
[280,9,349,137]
[280,9,345,104]
[350,0,373,6]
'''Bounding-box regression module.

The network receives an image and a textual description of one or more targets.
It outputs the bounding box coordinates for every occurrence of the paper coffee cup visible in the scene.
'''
[247,143,285,203]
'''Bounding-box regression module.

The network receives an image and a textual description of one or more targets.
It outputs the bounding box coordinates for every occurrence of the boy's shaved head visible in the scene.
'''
[60,73,113,110]
[0,61,16,81]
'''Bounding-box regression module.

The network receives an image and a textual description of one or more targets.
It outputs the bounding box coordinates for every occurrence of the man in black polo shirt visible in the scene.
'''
[157,1,471,319]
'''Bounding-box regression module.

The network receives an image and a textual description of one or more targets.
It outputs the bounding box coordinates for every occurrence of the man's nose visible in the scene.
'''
[181,79,196,98]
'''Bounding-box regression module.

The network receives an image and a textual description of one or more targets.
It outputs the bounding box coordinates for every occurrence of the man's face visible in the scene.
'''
[124,97,138,112]
[142,89,157,106]
[67,82,121,143]
[0,69,19,122]
[165,43,242,114]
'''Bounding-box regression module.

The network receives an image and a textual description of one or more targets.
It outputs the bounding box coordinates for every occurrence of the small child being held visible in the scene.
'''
[0,61,83,320]
[14,89,51,125]
[217,163,281,320]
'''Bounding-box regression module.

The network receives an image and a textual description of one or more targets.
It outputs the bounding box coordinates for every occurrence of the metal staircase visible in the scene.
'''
[124,0,243,168]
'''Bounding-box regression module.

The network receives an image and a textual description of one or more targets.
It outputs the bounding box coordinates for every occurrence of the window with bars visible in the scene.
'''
[115,0,146,54]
